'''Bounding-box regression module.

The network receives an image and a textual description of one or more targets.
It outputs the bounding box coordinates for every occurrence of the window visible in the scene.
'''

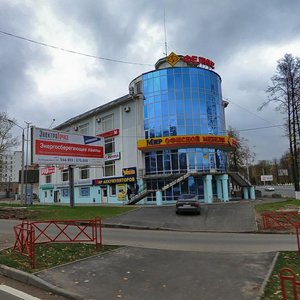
[80,187,90,197]
[62,188,69,197]
[78,123,89,135]
[80,167,89,179]
[104,161,115,177]
[62,170,69,182]
[102,114,114,132]
[105,137,115,154]
[45,175,51,183]
[136,81,142,94]
[110,184,116,196]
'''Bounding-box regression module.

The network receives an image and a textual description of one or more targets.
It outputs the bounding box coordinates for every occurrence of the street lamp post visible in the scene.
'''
[8,120,25,205]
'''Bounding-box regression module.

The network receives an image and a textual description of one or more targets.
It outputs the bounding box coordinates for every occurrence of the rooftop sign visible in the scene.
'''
[166,52,215,69]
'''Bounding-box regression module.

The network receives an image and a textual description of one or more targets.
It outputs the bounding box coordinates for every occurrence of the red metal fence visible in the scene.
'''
[13,218,102,268]
[261,211,300,230]
[280,268,300,300]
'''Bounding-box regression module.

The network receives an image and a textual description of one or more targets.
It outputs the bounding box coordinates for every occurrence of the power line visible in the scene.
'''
[0,29,153,67]
[238,124,284,132]
[225,98,276,126]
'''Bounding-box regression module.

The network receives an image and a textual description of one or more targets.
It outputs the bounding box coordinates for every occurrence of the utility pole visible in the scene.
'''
[24,121,32,205]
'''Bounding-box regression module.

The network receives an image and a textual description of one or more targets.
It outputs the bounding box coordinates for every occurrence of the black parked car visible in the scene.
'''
[175,194,200,215]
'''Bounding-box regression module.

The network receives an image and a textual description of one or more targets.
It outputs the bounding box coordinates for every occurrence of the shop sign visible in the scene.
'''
[182,55,215,69]
[166,52,215,69]
[97,129,119,138]
[41,166,55,175]
[105,152,121,161]
[40,184,54,190]
[93,176,136,185]
[137,134,238,151]
[122,167,137,177]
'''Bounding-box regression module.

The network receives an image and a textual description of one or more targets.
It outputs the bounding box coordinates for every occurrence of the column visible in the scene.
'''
[203,175,213,203]
[243,187,249,200]
[221,174,229,202]
[156,190,163,206]
[249,186,256,200]
[216,178,223,201]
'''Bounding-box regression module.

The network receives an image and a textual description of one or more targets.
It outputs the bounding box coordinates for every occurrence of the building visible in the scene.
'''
[38,52,255,205]
[0,151,22,197]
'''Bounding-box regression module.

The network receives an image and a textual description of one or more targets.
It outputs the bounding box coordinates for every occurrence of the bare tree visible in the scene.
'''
[260,54,300,191]
[227,126,255,173]
[0,112,19,156]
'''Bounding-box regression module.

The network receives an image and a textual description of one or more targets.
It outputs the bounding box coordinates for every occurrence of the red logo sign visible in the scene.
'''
[97,129,120,138]
[41,166,55,175]
[182,55,215,69]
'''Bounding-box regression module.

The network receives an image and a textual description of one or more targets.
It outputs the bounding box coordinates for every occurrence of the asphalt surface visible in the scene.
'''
[0,198,286,299]
[103,200,258,232]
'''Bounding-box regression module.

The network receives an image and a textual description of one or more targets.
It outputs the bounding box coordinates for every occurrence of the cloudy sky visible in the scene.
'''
[1,0,300,162]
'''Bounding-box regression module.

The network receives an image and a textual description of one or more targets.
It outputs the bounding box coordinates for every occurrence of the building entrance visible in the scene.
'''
[101,187,108,203]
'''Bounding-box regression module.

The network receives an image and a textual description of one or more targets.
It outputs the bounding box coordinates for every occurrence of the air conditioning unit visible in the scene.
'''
[124,106,131,112]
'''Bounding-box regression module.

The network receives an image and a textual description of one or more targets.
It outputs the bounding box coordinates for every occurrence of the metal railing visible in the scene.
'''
[13,218,102,268]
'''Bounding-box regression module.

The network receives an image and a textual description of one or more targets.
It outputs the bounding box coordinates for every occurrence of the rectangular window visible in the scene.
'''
[80,187,90,197]
[104,161,115,177]
[80,167,89,179]
[105,137,115,154]
[136,81,142,94]
[62,188,69,197]
[79,123,89,135]
[45,175,51,183]
[102,114,114,132]
[110,184,116,196]
[62,170,69,182]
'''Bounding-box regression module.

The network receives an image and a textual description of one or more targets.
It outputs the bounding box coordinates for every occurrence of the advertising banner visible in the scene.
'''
[32,127,104,166]
[117,184,126,201]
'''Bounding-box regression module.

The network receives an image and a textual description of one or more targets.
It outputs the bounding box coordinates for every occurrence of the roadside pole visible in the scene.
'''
[69,165,75,208]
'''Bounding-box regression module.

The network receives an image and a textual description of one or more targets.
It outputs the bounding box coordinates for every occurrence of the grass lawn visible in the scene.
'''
[262,251,300,299]
[0,243,119,273]
[0,203,137,220]
[255,199,300,213]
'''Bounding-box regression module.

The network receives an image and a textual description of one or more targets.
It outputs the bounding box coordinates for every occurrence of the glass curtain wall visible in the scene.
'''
[143,67,227,175]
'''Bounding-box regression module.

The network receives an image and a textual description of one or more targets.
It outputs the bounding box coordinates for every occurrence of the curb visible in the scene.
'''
[256,251,279,299]
[0,264,83,300]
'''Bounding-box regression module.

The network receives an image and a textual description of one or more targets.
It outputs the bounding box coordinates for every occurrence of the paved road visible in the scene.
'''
[256,185,295,198]
[103,228,297,252]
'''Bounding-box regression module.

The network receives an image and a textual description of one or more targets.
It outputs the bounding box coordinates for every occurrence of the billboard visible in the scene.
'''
[261,175,273,182]
[32,127,104,166]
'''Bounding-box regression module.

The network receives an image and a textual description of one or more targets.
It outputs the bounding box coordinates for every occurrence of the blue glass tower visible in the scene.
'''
[131,53,237,202]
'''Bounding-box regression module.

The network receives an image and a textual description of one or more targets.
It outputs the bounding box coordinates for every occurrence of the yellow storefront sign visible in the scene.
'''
[137,134,238,151]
